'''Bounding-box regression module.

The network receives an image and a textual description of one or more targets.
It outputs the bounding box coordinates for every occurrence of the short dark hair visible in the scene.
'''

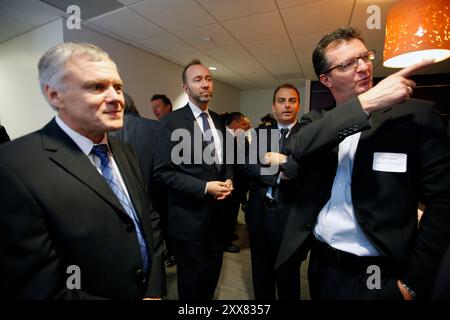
[272,83,300,103]
[224,112,244,126]
[124,92,139,115]
[150,94,173,111]
[312,27,364,78]
[182,59,202,84]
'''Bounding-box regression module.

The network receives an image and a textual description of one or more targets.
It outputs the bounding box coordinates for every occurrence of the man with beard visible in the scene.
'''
[154,60,233,300]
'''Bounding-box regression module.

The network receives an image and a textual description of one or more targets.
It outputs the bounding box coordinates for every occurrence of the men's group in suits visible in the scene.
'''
[2,27,450,301]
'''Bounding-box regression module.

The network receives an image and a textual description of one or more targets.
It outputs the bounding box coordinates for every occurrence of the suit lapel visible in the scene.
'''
[353,107,392,178]
[109,138,145,223]
[42,120,129,219]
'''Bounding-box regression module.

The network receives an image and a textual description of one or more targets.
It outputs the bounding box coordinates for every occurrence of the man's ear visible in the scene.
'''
[44,84,63,110]
[271,104,275,113]
[319,74,332,88]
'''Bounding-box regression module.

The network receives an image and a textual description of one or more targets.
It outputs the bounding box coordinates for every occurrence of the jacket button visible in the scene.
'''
[126,224,134,232]
[136,269,146,285]
[305,224,312,231]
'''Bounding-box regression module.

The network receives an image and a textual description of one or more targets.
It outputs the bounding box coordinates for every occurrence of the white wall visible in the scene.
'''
[0,19,63,139]
[240,83,309,128]
[64,26,240,119]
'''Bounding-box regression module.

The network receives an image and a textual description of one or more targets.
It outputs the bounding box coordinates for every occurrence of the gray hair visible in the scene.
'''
[38,42,112,95]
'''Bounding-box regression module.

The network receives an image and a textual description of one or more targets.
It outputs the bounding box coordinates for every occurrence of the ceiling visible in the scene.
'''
[1,0,449,90]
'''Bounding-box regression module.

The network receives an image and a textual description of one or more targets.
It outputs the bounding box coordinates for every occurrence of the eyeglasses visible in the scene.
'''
[323,50,376,74]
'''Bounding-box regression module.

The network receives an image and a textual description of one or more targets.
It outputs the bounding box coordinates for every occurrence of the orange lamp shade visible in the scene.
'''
[383,0,450,68]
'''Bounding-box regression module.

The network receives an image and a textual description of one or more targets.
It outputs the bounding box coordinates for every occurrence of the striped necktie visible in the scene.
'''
[91,144,149,272]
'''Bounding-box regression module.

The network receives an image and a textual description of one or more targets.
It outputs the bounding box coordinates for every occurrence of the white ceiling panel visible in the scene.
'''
[130,0,215,33]
[88,8,167,42]
[137,34,196,55]
[117,0,143,5]
[83,21,131,44]
[258,54,302,76]
[175,23,237,50]
[204,44,252,63]
[244,37,294,58]
[223,11,287,43]
[196,0,276,21]
[291,31,326,53]
[245,70,280,88]
[166,51,220,68]
[276,0,322,9]
[207,64,259,90]
[0,0,62,26]
[0,16,33,38]
[224,58,267,73]
[297,51,318,80]
[281,0,354,36]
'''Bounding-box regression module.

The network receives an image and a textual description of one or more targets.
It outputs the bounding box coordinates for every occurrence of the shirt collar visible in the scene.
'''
[55,115,108,155]
[188,101,209,119]
[277,120,297,132]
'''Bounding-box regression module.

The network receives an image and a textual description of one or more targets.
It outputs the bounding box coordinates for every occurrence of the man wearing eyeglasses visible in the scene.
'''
[274,27,450,300]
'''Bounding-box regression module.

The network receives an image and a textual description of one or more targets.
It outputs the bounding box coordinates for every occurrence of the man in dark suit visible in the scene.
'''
[274,27,450,299]
[111,93,176,268]
[110,93,160,191]
[154,59,233,300]
[242,84,303,300]
[0,43,166,299]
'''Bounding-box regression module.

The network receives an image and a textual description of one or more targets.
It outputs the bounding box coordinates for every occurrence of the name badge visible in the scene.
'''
[372,152,407,173]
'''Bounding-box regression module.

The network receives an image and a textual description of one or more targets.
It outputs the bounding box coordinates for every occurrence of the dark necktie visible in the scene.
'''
[200,112,216,159]
[91,144,149,272]
[279,127,289,154]
[266,127,290,202]
[200,112,214,142]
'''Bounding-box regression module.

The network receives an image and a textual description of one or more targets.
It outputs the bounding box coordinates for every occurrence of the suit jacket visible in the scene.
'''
[242,122,301,233]
[153,104,233,240]
[276,98,450,298]
[0,119,166,299]
[109,113,166,215]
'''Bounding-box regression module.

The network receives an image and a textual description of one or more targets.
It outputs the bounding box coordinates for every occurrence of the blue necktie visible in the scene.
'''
[200,112,214,142]
[91,144,149,272]
[200,112,216,157]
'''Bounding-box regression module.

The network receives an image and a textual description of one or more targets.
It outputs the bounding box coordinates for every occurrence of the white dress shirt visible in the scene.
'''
[313,131,380,256]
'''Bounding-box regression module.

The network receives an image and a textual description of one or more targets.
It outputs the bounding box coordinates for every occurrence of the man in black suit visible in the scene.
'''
[111,93,175,268]
[154,59,233,300]
[242,84,303,300]
[110,93,160,191]
[274,27,450,299]
[0,43,166,299]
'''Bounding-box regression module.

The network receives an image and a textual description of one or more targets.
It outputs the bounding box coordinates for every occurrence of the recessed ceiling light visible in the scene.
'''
[208,67,217,71]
